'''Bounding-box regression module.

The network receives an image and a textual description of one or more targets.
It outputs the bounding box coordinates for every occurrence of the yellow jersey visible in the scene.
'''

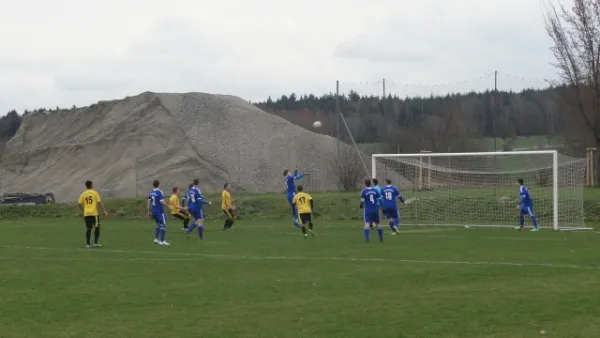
[169,194,180,215]
[78,189,101,217]
[293,192,312,214]
[222,190,232,210]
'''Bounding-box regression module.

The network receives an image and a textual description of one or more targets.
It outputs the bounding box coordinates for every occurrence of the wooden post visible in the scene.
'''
[587,148,597,186]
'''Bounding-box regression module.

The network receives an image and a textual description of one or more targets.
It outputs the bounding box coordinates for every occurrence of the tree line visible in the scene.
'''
[255,86,571,154]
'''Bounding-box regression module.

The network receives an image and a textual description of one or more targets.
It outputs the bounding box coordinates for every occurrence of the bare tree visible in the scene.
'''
[329,145,368,191]
[544,0,600,180]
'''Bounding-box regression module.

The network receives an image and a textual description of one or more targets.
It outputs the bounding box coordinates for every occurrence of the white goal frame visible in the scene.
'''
[372,150,589,231]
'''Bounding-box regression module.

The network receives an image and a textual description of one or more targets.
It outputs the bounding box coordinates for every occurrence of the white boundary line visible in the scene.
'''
[1,245,599,271]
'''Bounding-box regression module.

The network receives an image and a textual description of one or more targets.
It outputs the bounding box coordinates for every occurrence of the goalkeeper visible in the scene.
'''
[516,178,539,232]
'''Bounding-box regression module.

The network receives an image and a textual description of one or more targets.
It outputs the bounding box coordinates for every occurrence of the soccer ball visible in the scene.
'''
[312,121,322,128]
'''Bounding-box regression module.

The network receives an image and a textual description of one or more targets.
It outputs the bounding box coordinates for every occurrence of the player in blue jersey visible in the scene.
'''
[373,177,400,229]
[185,178,212,239]
[516,178,539,231]
[283,168,307,227]
[381,179,405,235]
[147,180,171,246]
[370,178,383,229]
[360,179,383,243]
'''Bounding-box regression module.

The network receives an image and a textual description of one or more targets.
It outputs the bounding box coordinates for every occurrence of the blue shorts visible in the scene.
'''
[363,209,381,224]
[190,208,204,220]
[382,207,399,220]
[152,213,167,225]
[520,205,535,217]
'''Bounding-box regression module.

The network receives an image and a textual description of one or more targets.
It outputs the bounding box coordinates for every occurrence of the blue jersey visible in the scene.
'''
[519,185,533,207]
[360,187,380,212]
[285,169,305,196]
[148,189,165,214]
[381,185,403,209]
[187,187,204,210]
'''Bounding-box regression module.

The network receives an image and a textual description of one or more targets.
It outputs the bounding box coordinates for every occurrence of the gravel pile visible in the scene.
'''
[0,92,364,202]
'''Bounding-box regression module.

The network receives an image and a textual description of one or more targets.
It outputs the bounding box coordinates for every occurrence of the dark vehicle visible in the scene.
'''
[0,193,55,205]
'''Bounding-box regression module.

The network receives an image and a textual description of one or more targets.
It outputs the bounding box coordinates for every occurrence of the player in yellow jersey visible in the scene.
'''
[78,180,108,248]
[169,187,190,231]
[222,183,236,230]
[292,185,315,238]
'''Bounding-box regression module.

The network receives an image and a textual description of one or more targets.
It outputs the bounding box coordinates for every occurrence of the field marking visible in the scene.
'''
[1,245,599,271]
[277,228,459,236]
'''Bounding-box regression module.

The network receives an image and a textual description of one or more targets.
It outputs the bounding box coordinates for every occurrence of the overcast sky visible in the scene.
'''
[0,0,565,113]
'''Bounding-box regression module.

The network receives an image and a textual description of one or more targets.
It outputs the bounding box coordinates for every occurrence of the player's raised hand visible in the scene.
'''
[103,211,108,216]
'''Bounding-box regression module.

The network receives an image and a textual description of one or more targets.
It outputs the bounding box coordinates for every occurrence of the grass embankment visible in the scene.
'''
[1,188,599,224]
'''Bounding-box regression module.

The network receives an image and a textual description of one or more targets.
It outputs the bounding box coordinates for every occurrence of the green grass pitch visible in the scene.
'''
[1,218,600,337]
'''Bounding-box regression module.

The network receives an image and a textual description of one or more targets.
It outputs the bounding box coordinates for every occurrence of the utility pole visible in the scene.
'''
[335,80,341,167]
[493,70,498,152]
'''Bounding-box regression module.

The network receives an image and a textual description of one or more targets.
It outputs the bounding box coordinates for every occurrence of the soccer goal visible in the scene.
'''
[371,150,589,231]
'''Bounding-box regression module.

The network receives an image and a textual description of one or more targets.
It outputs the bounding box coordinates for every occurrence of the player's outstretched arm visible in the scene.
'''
[309,199,314,211]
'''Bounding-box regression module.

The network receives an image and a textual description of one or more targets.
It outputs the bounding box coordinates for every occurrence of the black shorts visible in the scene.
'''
[84,215,99,229]
[223,209,235,220]
[299,212,312,224]
[173,213,188,221]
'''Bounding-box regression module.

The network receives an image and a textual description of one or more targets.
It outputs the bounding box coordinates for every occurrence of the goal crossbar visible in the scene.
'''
[371,151,590,231]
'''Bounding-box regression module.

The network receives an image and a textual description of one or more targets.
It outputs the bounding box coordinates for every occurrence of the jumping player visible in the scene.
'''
[292,185,315,238]
[283,167,307,227]
[360,179,383,243]
[516,178,539,231]
[147,180,171,246]
[381,179,405,235]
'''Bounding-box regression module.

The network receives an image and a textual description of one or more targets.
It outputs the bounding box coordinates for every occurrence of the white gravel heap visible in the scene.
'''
[0,92,366,201]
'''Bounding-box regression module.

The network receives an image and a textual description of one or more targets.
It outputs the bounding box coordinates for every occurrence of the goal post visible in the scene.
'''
[371,150,589,231]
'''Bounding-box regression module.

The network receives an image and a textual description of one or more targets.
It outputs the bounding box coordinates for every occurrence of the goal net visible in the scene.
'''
[371,151,588,231]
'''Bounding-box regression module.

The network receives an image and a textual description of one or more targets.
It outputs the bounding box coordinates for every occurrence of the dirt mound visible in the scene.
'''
[0,92,363,202]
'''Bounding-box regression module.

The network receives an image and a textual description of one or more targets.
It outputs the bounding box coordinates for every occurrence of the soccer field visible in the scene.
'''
[1,219,600,338]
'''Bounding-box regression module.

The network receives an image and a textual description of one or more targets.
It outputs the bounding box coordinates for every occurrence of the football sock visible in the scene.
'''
[364,228,370,242]
[159,226,166,242]
[531,216,538,228]
[308,222,313,230]
[186,223,198,234]
[198,225,204,239]
[85,229,91,246]
[223,219,228,230]
[154,226,160,239]
[301,225,306,234]
[388,221,395,231]
[227,220,234,229]
[183,218,189,229]
[94,227,100,244]
[377,227,383,242]
[519,215,525,227]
